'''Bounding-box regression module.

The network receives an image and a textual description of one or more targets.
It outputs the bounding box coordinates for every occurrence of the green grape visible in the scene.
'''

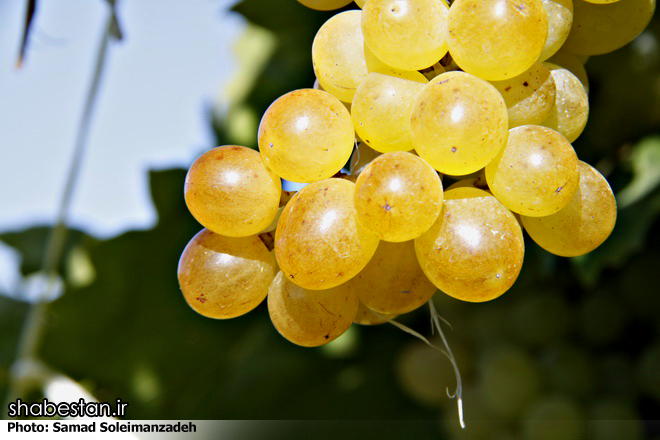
[479,345,541,418]
[178,229,277,319]
[562,0,655,55]
[547,50,589,93]
[589,399,645,440]
[312,10,368,103]
[541,65,589,142]
[354,300,396,325]
[486,125,579,217]
[275,178,379,290]
[538,0,574,61]
[396,343,457,407]
[351,72,426,154]
[637,344,660,402]
[541,344,597,398]
[184,145,281,237]
[447,0,548,80]
[415,188,524,302]
[361,0,449,71]
[522,395,586,440]
[490,63,557,128]
[580,294,627,346]
[297,0,353,10]
[349,142,382,175]
[354,151,443,242]
[351,240,437,314]
[521,162,616,256]
[267,271,358,347]
[511,293,570,346]
[258,89,354,183]
[410,71,509,176]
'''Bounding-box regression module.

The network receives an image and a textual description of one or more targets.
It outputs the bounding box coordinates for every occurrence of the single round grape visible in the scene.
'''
[541,344,597,398]
[351,72,426,153]
[486,125,579,217]
[352,240,437,314]
[541,65,589,143]
[511,293,571,346]
[410,71,509,176]
[563,0,655,55]
[354,151,443,242]
[312,10,369,103]
[362,0,449,71]
[521,162,616,257]
[178,229,277,319]
[297,0,353,10]
[479,345,541,418]
[538,0,574,61]
[184,145,281,237]
[637,344,660,402]
[396,343,456,407]
[268,271,358,347]
[447,0,548,80]
[589,399,645,440]
[523,395,586,440]
[275,178,380,290]
[349,142,382,175]
[547,50,589,93]
[415,188,524,302]
[490,63,557,128]
[258,89,354,183]
[354,301,396,325]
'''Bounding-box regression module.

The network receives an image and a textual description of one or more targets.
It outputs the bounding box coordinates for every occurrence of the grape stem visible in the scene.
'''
[2,2,118,416]
[387,300,465,429]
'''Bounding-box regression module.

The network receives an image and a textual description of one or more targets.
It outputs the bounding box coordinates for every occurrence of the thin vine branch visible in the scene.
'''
[2,3,118,416]
[387,300,466,429]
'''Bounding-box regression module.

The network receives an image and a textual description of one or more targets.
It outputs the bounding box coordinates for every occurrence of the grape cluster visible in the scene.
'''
[178,0,654,347]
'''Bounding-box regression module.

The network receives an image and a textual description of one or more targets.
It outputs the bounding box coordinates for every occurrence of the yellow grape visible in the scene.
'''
[275,178,380,290]
[521,161,617,257]
[447,0,548,80]
[362,0,449,71]
[297,0,353,10]
[547,50,589,93]
[354,151,443,242]
[352,240,437,314]
[349,142,382,175]
[541,65,589,142]
[355,0,367,7]
[490,63,557,128]
[184,145,281,237]
[312,10,369,103]
[178,229,277,319]
[268,271,358,347]
[354,301,396,325]
[538,0,574,61]
[410,71,509,176]
[486,125,580,217]
[351,72,426,153]
[415,188,524,302]
[562,0,655,55]
[258,89,354,183]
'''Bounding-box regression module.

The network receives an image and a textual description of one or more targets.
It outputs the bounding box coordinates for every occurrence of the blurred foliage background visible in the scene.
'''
[1,1,659,439]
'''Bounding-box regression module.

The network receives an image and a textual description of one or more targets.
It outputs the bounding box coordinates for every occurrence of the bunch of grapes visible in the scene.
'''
[178,0,654,350]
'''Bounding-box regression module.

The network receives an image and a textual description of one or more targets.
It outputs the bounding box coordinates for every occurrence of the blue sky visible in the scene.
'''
[0,0,245,238]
